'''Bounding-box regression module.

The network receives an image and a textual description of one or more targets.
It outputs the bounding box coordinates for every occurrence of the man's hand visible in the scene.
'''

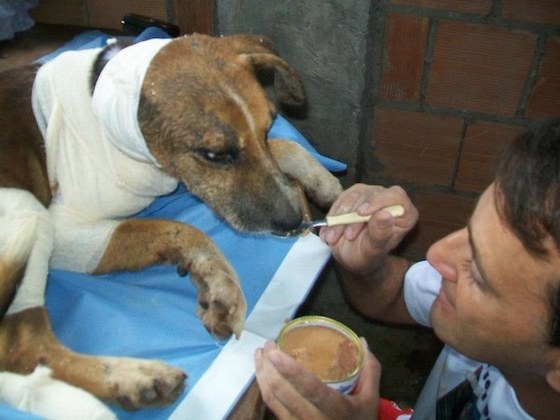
[254,339,380,420]
[319,184,418,278]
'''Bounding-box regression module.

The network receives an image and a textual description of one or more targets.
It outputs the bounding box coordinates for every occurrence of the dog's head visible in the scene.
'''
[130,34,309,233]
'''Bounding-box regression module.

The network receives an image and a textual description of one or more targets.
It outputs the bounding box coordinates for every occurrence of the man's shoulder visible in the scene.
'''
[403,261,441,327]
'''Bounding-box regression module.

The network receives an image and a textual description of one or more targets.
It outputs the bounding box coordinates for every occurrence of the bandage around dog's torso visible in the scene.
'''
[32,44,178,272]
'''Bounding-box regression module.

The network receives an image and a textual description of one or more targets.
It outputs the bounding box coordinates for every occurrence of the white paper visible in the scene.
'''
[170,234,331,419]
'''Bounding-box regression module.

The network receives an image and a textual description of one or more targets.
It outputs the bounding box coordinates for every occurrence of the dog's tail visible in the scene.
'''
[0,198,40,316]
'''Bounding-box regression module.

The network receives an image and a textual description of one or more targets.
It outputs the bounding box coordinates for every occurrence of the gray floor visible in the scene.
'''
[1,24,442,409]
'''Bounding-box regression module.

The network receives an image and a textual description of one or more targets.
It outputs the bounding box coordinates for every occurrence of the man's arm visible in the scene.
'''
[320,183,419,325]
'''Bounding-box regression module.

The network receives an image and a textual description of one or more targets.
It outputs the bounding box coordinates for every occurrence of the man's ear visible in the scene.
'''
[546,368,560,394]
[546,366,560,393]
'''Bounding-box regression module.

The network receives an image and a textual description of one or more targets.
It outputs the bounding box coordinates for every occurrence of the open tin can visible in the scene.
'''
[277,315,365,394]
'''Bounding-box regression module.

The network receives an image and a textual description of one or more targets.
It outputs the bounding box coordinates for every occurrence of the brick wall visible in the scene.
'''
[362,0,560,258]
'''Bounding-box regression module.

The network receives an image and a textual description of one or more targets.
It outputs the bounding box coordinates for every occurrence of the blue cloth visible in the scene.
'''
[47,187,299,419]
[1,28,345,418]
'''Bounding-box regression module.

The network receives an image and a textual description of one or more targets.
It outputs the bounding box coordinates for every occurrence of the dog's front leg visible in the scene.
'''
[95,219,246,338]
[268,139,343,208]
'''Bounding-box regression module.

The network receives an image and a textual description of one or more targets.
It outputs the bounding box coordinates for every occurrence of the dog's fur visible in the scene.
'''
[0,33,342,410]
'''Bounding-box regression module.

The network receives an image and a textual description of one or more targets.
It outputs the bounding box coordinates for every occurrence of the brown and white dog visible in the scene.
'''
[0,33,342,411]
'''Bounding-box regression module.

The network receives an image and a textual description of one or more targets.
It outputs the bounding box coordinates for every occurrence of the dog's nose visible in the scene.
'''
[268,179,311,234]
[270,215,304,233]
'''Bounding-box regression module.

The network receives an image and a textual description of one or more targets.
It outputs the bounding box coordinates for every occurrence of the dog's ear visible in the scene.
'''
[241,53,306,108]
[221,34,278,55]
[221,34,306,108]
[90,38,135,93]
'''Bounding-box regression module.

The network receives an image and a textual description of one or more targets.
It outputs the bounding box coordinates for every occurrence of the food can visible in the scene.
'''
[277,315,365,394]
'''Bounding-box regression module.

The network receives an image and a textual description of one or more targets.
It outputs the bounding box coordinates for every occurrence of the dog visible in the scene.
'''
[0,33,342,411]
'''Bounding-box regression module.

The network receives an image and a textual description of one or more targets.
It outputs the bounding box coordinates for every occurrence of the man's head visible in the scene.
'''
[495,118,560,348]
[426,119,560,380]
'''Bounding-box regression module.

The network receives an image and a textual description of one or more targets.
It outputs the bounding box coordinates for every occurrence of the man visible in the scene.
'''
[254,118,560,419]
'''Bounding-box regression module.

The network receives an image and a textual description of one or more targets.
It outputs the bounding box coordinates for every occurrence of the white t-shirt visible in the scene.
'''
[403,261,533,419]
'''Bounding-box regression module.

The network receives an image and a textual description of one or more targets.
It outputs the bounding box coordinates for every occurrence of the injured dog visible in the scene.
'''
[0,33,342,411]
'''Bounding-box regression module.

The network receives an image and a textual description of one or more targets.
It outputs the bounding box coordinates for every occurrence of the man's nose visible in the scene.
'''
[426,228,468,283]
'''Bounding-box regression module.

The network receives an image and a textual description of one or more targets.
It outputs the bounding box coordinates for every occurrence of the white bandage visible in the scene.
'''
[91,38,171,166]
[0,188,53,314]
[0,365,116,419]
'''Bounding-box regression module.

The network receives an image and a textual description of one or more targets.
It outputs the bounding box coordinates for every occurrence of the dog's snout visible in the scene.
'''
[270,212,303,233]
[263,175,311,234]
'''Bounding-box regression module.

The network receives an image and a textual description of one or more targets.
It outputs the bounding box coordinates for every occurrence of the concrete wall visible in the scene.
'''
[216,0,372,186]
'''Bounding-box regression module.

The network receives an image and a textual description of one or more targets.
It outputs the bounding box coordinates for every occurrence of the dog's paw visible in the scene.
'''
[184,254,247,339]
[196,272,247,339]
[310,173,343,208]
[268,140,344,209]
[104,359,186,409]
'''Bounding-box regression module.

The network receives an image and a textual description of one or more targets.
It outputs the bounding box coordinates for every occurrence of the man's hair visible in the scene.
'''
[494,118,560,346]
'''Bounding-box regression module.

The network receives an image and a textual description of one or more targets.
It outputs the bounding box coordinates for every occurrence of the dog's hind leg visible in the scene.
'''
[0,188,51,316]
[0,189,187,409]
[0,307,186,409]
[0,215,34,314]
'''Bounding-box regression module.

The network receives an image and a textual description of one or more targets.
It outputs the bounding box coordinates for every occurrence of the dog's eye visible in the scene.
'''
[198,149,237,165]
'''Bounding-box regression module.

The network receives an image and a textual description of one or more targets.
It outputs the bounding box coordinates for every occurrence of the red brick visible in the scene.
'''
[455,121,525,193]
[426,21,537,116]
[372,108,463,185]
[381,13,429,102]
[390,0,492,15]
[525,37,560,119]
[406,190,476,256]
[502,0,560,27]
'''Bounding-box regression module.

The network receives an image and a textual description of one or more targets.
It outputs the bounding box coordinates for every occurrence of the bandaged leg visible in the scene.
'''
[0,365,116,420]
[0,188,53,315]
[49,202,117,273]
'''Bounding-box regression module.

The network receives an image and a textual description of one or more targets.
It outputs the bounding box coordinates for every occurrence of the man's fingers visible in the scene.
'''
[255,345,330,419]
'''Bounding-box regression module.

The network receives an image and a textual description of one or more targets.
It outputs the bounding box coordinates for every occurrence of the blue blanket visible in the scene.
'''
[1,29,345,419]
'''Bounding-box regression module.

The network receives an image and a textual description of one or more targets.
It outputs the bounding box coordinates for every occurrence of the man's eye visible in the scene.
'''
[469,261,488,289]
